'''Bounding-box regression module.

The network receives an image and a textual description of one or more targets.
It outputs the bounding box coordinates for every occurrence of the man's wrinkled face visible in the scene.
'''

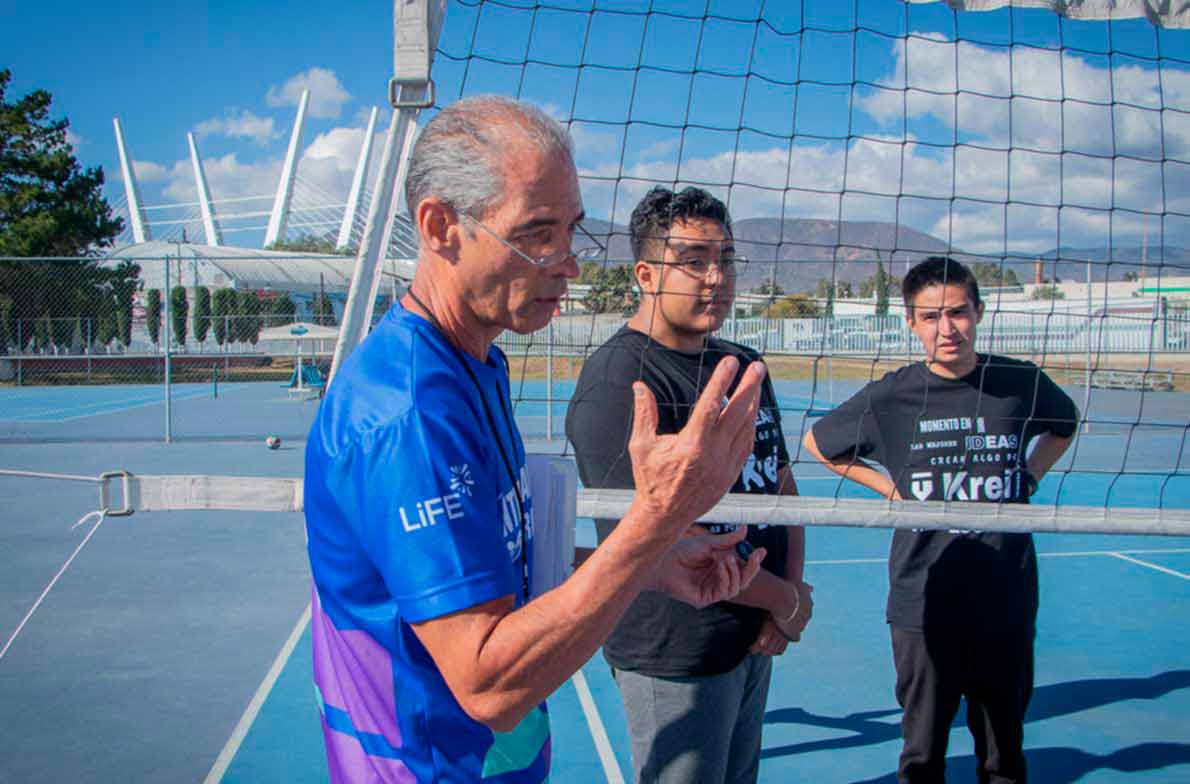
[457,146,583,336]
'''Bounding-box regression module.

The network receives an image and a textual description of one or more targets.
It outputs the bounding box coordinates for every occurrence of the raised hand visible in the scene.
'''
[627,356,766,537]
[652,526,767,609]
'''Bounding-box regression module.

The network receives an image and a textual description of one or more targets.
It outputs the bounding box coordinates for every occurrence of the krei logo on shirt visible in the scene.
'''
[910,466,1029,502]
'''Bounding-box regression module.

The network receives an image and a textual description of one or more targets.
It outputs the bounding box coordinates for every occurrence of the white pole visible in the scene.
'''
[1084,259,1092,434]
[164,256,173,444]
[113,118,151,243]
[546,320,554,441]
[188,132,223,246]
[264,90,309,247]
[337,107,379,251]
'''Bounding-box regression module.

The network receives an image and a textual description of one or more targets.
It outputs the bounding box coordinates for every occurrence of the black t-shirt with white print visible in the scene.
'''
[811,355,1078,633]
[566,326,790,677]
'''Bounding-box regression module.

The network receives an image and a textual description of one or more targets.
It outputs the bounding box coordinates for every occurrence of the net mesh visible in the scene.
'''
[1,0,1187,532]
[430,0,1190,532]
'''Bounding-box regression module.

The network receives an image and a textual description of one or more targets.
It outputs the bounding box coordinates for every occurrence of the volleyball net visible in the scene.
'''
[3,0,1189,537]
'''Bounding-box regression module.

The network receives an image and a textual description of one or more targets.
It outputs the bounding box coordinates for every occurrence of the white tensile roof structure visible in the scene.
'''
[101,240,416,296]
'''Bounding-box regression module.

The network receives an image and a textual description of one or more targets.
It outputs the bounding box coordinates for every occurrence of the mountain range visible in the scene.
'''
[582,218,1189,293]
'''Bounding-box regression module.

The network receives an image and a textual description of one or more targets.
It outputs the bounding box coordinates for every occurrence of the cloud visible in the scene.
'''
[195,110,277,143]
[576,121,1181,256]
[149,118,385,243]
[856,34,1190,161]
[133,160,169,182]
[266,67,351,119]
[569,35,1184,254]
[66,128,84,150]
[161,153,281,204]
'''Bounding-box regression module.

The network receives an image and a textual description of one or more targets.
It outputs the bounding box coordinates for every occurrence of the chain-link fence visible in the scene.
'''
[3,254,1187,442]
[0,253,388,442]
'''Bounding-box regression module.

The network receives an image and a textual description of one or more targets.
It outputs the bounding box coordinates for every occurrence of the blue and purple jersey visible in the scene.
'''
[304,303,546,783]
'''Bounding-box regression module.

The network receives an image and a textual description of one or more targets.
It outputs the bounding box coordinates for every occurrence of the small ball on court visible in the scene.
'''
[266,435,282,450]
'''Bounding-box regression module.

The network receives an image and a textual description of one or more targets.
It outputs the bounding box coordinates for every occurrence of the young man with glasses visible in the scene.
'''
[566,185,813,783]
[304,99,771,783]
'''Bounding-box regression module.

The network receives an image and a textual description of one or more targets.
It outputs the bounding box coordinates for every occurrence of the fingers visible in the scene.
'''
[739,545,765,589]
[690,359,771,437]
[750,621,789,656]
[628,381,659,452]
[687,356,742,434]
[718,361,766,434]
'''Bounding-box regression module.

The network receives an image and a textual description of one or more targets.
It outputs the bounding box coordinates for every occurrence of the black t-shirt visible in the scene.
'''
[565,326,791,677]
[811,355,1078,633]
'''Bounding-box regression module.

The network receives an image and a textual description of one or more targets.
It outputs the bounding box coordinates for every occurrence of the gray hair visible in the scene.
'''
[404,95,574,221]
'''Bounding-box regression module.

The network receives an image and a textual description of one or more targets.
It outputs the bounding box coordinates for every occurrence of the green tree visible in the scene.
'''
[108,260,139,348]
[764,293,821,318]
[0,293,12,354]
[0,70,130,343]
[583,265,638,315]
[192,286,211,344]
[268,294,297,326]
[1031,284,1066,300]
[34,311,51,352]
[578,261,601,285]
[971,262,1021,288]
[212,288,236,347]
[236,290,262,345]
[114,294,132,348]
[255,292,295,327]
[96,311,115,349]
[312,293,336,326]
[170,285,189,348]
[0,70,123,256]
[145,289,161,346]
[875,260,890,317]
[70,316,84,353]
[755,280,785,298]
[816,278,839,317]
[266,233,348,255]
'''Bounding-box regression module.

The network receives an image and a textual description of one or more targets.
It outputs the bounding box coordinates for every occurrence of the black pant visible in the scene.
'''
[891,625,1034,784]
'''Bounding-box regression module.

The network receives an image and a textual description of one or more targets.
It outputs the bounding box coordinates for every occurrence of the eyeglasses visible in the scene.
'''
[456,210,606,269]
[653,255,749,278]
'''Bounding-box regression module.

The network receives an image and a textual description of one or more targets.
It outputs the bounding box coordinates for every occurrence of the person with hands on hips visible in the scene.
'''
[803,256,1078,784]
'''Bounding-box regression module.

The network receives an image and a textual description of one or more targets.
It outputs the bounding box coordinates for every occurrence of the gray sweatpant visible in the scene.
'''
[613,654,773,784]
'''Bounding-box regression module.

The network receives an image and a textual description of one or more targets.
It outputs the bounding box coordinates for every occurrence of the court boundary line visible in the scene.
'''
[197,545,1190,783]
[203,602,312,784]
[571,668,625,784]
[1109,552,1190,579]
[5,386,219,423]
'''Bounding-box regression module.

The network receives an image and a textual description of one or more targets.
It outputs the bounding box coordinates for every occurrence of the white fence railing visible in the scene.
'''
[496,310,1190,358]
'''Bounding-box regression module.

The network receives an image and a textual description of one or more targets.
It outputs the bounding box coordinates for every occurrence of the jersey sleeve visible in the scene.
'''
[810,379,886,465]
[346,404,518,624]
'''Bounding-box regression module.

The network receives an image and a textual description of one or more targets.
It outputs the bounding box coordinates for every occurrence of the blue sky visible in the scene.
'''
[3,0,1187,255]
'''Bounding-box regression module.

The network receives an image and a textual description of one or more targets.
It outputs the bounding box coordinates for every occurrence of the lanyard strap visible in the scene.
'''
[404,291,530,602]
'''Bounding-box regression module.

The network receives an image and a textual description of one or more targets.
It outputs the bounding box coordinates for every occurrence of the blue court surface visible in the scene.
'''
[2,381,1188,783]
